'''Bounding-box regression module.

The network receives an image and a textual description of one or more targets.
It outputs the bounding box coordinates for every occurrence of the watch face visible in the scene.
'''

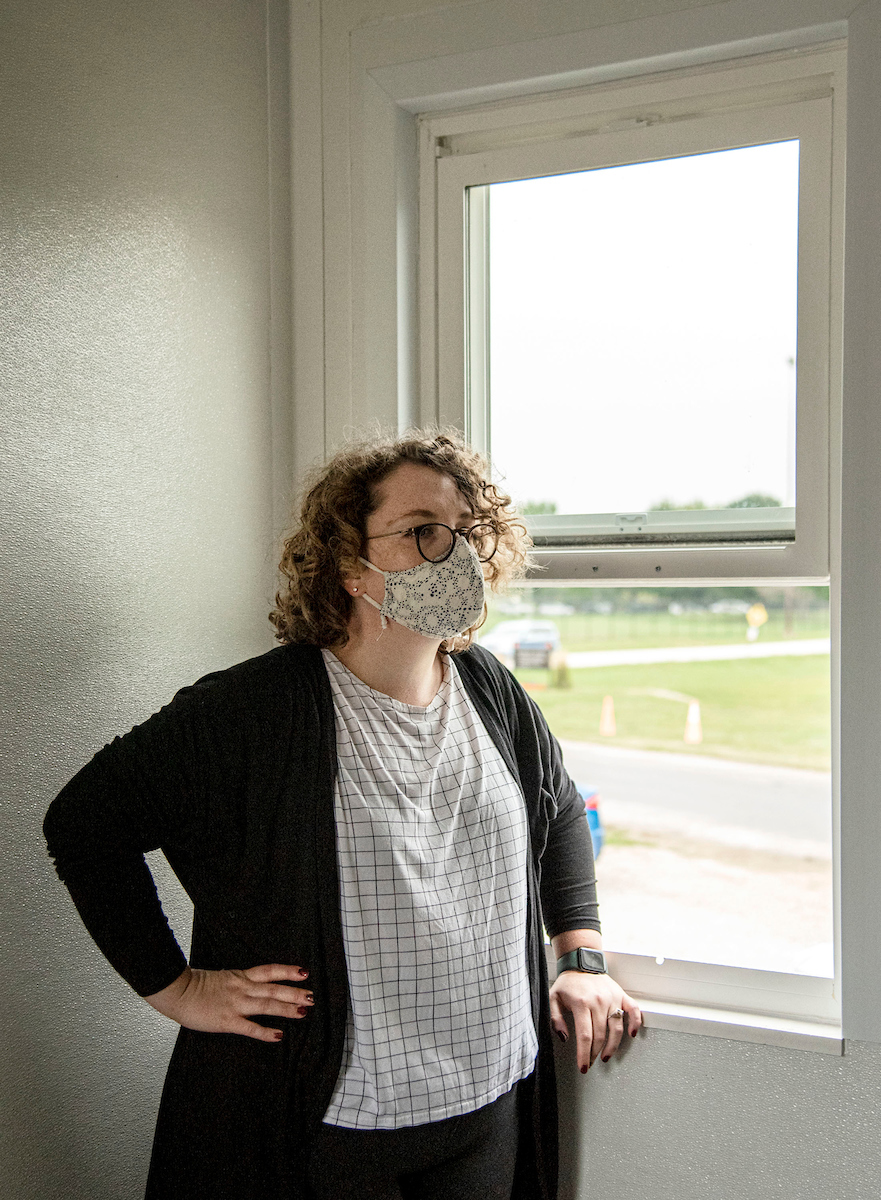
[577,948,606,973]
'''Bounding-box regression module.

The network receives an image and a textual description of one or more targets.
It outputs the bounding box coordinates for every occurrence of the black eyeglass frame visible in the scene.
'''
[364,522,499,564]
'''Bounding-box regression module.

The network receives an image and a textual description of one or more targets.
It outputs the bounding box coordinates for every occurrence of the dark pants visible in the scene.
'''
[307,1083,522,1200]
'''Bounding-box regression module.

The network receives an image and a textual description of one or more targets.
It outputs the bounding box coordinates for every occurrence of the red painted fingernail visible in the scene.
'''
[632,1029,638,1037]
[273,1031,283,1042]
[305,994,314,1003]
[298,969,309,978]
[297,1006,308,1016]
[602,1056,610,1063]
[580,1065,588,1074]
[556,1031,568,1043]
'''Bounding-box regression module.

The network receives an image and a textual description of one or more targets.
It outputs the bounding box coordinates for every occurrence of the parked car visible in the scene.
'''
[577,784,604,859]
[478,619,562,669]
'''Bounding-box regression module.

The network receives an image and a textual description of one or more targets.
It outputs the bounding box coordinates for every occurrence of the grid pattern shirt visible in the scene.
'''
[321,650,538,1130]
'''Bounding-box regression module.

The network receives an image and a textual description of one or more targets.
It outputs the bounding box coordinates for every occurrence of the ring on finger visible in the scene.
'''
[609,1007,625,1019]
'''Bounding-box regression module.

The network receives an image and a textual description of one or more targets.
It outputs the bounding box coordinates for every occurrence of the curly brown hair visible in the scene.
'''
[270,429,532,652]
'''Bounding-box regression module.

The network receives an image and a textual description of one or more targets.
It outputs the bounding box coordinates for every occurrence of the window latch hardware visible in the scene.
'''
[615,512,648,532]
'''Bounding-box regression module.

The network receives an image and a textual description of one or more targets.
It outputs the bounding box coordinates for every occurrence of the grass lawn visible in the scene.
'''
[514,656,831,772]
[483,607,830,651]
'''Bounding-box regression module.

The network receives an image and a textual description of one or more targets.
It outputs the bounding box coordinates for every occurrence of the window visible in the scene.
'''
[479,584,834,1023]
[427,50,841,584]
[422,47,844,1026]
[483,142,800,533]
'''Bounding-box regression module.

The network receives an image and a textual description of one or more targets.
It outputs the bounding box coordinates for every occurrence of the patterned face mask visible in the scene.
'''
[357,535,486,640]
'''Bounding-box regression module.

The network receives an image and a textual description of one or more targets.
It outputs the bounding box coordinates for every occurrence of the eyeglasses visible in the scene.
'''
[364,522,499,564]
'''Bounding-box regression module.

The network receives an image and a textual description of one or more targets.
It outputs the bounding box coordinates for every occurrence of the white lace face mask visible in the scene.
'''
[357,535,486,640]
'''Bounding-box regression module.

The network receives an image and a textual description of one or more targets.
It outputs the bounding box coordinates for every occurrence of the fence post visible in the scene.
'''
[600,695,616,736]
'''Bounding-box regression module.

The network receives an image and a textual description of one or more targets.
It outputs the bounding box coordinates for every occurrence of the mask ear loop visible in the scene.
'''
[355,558,389,631]
[360,592,388,631]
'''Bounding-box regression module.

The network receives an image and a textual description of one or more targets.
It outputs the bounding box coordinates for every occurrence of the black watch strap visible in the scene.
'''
[556,948,607,977]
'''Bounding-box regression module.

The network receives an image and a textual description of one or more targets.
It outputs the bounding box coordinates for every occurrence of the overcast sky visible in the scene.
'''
[487,139,799,515]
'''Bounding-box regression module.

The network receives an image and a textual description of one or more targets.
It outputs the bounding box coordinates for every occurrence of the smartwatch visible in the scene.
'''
[556,947,607,977]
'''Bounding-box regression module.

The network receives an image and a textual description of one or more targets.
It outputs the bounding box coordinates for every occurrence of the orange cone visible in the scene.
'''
[684,700,703,744]
[600,695,616,737]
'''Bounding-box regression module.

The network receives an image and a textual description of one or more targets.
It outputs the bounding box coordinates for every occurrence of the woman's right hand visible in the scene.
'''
[144,964,314,1042]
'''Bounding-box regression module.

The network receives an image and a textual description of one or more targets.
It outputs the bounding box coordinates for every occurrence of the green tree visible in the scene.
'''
[650,499,707,510]
[727,493,782,508]
[520,500,558,514]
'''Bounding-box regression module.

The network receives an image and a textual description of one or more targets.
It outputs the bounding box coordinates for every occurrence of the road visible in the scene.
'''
[559,739,832,857]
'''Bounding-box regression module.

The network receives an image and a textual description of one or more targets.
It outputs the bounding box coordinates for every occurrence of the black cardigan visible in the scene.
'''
[44,643,599,1200]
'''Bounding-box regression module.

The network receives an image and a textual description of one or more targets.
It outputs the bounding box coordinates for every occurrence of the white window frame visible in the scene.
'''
[423,48,843,587]
[291,0,881,1043]
[419,47,844,1027]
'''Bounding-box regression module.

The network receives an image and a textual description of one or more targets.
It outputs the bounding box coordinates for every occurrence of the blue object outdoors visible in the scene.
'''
[577,784,604,859]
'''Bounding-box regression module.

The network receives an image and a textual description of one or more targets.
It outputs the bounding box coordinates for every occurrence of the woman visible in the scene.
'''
[44,430,641,1200]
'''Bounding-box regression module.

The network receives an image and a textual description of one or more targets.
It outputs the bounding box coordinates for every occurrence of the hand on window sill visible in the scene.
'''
[549,971,642,1072]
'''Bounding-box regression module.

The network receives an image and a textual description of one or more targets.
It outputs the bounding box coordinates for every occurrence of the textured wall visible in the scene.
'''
[555,1031,881,1199]
[1,2,282,1196]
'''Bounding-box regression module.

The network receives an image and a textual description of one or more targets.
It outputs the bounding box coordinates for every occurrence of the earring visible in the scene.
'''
[352,587,358,593]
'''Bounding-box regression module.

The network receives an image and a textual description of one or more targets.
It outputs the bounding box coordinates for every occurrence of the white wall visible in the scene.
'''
[554,1030,881,1198]
[1,1,289,1196]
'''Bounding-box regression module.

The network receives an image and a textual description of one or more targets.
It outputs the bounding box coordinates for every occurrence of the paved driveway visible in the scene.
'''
[559,739,832,857]
[559,740,834,975]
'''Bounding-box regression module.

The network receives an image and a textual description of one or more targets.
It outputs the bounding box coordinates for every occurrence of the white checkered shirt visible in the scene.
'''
[321,650,538,1130]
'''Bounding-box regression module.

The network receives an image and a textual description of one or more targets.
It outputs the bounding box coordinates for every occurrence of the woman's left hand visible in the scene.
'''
[549,971,642,1072]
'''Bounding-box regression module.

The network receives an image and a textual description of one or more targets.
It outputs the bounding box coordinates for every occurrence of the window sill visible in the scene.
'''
[544,947,842,1054]
[638,998,843,1055]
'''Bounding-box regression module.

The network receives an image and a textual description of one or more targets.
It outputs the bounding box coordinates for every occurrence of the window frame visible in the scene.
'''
[419,46,845,1026]
[423,48,843,587]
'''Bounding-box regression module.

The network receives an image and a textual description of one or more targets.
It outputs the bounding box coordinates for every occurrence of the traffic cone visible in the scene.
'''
[599,695,616,737]
[684,700,703,744]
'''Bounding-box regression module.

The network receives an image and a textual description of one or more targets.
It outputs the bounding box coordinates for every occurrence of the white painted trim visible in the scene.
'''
[420,43,843,142]
[525,507,799,542]
[396,105,420,430]
[268,0,294,538]
[839,0,881,1045]
[823,26,845,1019]
[350,73,405,434]
[289,0,326,480]
[362,1,852,112]
[464,185,490,450]
[321,3,356,450]
[418,115,441,428]
[639,1001,844,1054]
[603,951,838,1023]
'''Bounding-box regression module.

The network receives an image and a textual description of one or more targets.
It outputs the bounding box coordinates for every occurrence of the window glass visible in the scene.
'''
[479,585,832,976]
[485,141,800,522]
